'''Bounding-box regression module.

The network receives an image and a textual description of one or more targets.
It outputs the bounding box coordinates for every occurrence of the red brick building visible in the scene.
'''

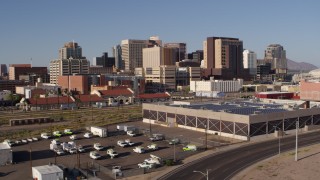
[58,75,89,94]
[300,80,320,101]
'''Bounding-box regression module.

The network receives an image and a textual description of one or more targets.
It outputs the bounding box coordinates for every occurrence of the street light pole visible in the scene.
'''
[193,169,209,180]
[295,120,299,161]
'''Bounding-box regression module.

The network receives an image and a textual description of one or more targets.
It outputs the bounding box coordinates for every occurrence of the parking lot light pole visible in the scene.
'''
[205,125,208,150]
[173,138,176,162]
[193,169,209,180]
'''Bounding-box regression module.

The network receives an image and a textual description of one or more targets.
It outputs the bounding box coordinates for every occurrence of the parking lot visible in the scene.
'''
[0,121,231,179]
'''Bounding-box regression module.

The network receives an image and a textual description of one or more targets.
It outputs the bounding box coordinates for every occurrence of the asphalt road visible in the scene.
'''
[159,131,320,180]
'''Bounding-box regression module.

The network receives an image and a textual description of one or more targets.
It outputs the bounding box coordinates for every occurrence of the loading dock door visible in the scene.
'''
[167,117,175,127]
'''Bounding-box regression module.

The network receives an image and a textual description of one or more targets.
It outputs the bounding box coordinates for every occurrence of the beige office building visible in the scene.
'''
[49,58,89,84]
[143,46,176,68]
[121,39,148,72]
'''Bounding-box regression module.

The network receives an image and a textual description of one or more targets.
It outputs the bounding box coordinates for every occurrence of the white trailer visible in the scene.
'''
[117,125,125,131]
[32,164,63,180]
[0,143,12,166]
[91,126,107,137]
[124,125,136,132]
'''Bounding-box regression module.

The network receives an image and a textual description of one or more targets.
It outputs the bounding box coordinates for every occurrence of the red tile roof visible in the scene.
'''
[28,96,74,105]
[99,88,133,96]
[75,94,104,103]
[138,93,170,99]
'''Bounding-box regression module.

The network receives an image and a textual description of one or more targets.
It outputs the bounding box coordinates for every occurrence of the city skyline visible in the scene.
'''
[0,0,319,67]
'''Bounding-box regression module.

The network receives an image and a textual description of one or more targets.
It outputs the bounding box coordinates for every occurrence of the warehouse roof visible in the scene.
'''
[169,100,289,115]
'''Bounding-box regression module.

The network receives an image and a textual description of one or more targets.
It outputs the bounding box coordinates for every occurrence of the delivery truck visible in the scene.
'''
[91,126,107,137]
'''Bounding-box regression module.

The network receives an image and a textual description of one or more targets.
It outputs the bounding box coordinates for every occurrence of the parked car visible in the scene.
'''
[77,145,86,153]
[41,133,51,139]
[15,140,22,145]
[169,138,180,145]
[27,138,33,142]
[144,154,161,165]
[149,134,164,141]
[147,144,158,151]
[93,143,104,151]
[70,135,77,140]
[68,148,77,154]
[21,139,28,144]
[53,131,62,137]
[138,162,154,169]
[90,151,101,160]
[64,129,73,135]
[127,131,137,137]
[125,139,135,146]
[56,149,65,155]
[51,139,61,145]
[32,137,39,141]
[107,149,118,159]
[183,144,197,151]
[83,132,93,139]
[117,140,128,147]
[133,146,145,154]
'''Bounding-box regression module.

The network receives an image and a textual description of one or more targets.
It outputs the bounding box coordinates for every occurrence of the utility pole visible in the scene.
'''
[295,120,299,161]
[173,138,176,162]
[205,125,208,150]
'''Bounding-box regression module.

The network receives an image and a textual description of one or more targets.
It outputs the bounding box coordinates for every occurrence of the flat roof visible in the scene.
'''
[32,165,62,174]
[168,100,288,115]
[0,143,11,150]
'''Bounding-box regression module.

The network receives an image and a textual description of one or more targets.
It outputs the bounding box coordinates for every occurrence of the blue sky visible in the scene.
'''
[0,0,319,67]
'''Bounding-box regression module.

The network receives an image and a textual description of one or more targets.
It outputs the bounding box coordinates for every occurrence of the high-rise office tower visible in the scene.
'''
[203,36,247,80]
[59,41,83,59]
[163,43,187,62]
[0,64,8,76]
[50,42,89,84]
[188,50,204,62]
[264,44,287,75]
[93,52,115,67]
[243,50,257,75]
[121,37,162,72]
[112,45,122,69]
[142,46,176,68]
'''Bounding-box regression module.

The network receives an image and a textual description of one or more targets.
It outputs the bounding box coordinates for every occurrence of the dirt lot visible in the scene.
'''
[234,143,320,180]
[0,121,226,180]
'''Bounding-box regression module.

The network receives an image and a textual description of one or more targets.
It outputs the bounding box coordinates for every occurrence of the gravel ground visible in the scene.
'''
[233,143,320,180]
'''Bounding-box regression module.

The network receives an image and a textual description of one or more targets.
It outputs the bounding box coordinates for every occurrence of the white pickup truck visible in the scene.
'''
[133,146,145,154]
[107,148,118,159]
[41,133,51,139]
[147,144,158,151]
[90,151,101,160]
[93,143,104,151]
[127,131,137,137]
[138,162,154,169]
[117,140,128,147]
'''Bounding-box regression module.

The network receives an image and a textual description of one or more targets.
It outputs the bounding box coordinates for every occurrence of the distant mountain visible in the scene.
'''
[287,59,318,72]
